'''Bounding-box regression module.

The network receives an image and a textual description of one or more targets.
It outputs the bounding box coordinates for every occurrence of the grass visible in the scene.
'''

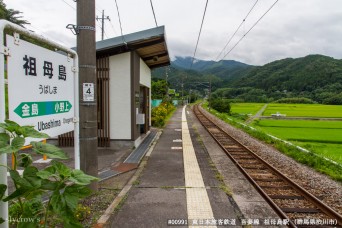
[219,184,232,196]
[263,104,342,118]
[295,142,342,165]
[114,194,128,212]
[215,172,224,182]
[132,179,140,186]
[202,103,342,182]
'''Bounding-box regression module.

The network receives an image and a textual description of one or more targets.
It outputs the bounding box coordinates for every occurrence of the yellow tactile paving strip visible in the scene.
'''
[182,106,216,228]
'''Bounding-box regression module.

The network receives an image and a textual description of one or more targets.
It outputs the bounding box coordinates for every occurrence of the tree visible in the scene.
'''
[0,0,29,27]
[210,98,231,114]
[152,79,168,99]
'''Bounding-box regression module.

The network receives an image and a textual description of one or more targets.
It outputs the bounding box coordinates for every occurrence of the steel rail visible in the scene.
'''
[193,104,342,227]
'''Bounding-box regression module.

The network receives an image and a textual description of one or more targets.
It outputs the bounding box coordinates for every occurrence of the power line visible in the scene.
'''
[96,7,103,14]
[114,0,127,44]
[95,1,104,14]
[149,0,158,27]
[63,0,108,40]
[28,24,69,47]
[61,0,76,10]
[104,30,109,39]
[108,20,118,36]
[215,0,259,61]
[190,0,209,70]
[220,0,280,61]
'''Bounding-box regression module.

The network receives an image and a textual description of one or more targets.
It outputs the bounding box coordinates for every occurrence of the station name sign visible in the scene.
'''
[7,35,75,139]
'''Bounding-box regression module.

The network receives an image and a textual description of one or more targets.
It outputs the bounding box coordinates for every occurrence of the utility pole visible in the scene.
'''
[165,66,169,100]
[181,73,186,105]
[96,10,110,40]
[181,82,184,105]
[189,89,192,104]
[77,0,98,191]
[209,79,212,110]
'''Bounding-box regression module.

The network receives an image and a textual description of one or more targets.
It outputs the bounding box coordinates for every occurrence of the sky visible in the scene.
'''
[4,0,342,65]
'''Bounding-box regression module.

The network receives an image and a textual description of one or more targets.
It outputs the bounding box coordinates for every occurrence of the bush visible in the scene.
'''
[151,101,175,127]
[210,99,231,114]
[323,93,342,105]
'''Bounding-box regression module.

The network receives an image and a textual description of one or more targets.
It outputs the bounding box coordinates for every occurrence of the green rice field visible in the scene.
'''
[263,104,342,118]
[205,102,342,180]
[253,119,342,164]
[230,103,265,115]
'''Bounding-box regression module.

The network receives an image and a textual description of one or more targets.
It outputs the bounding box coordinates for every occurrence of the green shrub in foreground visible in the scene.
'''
[151,101,175,127]
[0,120,98,227]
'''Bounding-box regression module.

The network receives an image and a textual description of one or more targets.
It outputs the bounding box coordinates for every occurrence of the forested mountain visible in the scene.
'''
[230,55,342,91]
[172,56,252,81]
[152,55,342,104]
[224,55,342,103]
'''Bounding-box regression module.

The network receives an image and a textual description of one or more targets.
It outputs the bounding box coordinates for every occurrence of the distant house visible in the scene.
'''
[271,112,286,117]
[59,26,170,147]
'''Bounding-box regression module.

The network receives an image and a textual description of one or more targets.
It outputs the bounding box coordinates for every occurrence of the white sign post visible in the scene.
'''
[0,20,79,228]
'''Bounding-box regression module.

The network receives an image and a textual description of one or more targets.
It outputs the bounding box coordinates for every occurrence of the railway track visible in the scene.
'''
[193,104,342,227]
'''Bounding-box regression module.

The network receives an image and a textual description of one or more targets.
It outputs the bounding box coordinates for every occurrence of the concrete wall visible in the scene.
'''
[109,52,131,140]
[139,58,151,127]
[140,59,151,88]
[108,53,151,143]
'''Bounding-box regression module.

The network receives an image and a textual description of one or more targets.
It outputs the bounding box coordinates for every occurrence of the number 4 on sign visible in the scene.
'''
[83,83,94,102]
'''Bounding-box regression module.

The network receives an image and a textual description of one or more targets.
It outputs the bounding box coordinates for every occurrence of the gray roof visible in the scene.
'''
[96,26,170,69]
[96,26,164,51]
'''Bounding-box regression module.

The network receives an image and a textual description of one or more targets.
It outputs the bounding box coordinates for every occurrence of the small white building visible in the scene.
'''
[59,26,170,147]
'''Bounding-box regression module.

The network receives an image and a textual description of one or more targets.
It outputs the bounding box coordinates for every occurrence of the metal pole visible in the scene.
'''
[73,55,80,170]
[0,26,8,228]
[101,10,104,40]
[77,0,98,191]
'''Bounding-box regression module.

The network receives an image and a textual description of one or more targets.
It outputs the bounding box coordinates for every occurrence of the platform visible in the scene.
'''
[107,106,242,227]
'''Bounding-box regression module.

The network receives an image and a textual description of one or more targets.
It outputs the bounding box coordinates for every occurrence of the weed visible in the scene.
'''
[160,186,187,189]
[133,180,140,186]
[75,204,91,222]
[219,184,232,196]
[208,159,216,168]
[215,172,224,182]
[114,194,129,212]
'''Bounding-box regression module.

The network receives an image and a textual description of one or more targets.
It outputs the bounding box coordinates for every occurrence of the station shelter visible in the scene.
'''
[59,26,170,147]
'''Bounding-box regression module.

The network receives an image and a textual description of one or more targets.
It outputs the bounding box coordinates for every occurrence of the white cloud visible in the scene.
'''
[4,0,342,65]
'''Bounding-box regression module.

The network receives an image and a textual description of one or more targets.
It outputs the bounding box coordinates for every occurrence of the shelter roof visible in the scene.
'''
[96,26,170,69]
